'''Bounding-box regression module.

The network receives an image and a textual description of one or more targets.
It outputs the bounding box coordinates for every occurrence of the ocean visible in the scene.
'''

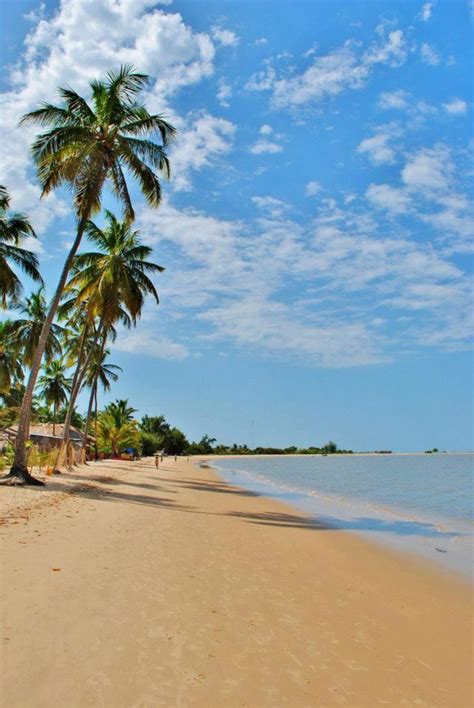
[212,454,474,579]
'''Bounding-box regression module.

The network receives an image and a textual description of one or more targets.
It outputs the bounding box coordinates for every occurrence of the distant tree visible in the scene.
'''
[323,441,338,454]
[140,415,170,437]
[37,360,72,435]
[163,427,188,456]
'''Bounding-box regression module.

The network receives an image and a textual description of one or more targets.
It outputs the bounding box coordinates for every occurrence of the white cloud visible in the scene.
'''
[169,111,236,190]
[134,186,471,366]
[357,130,397,164]
[212,26,239,47]
[217,79,232,107]
[259,124,273,135]
[255,37,268,46]
[246,26,408,109]
[251,196,289,217]
[305,181,321,196]
[420,2,433,21]
[420,42,440,65]
[402,146,452,191]
[378,89,410,110]
[114,331,189,360]
[365,183,411,213]
[249,139,283,154]
[0,0,220,233]
[443,98,468,115]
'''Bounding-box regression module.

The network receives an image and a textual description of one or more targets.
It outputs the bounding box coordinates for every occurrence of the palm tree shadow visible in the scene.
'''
[69,484,192,512]
[227,511,464,539]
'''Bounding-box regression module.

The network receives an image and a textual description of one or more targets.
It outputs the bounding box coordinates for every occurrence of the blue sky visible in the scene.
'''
[1,0,473,450]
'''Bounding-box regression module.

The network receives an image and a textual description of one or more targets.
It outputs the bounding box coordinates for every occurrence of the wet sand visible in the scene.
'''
[1,457,472,707]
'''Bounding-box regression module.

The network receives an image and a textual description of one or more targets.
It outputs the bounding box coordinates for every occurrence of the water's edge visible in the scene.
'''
[202,455,473,582]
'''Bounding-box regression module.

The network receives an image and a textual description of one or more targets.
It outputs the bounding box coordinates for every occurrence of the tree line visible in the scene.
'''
[0,66,176,485]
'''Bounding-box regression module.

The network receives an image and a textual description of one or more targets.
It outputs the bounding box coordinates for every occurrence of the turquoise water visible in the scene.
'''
[212,454,473,577]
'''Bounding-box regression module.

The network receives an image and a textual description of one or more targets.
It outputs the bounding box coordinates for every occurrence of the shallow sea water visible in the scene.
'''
[212,454,474,579]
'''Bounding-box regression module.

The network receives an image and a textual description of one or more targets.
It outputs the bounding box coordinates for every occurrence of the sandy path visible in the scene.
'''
[1,457,472,707]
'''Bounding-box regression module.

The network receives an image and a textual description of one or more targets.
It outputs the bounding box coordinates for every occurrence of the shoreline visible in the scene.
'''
[1,456,472,706]
[209,455,474,581]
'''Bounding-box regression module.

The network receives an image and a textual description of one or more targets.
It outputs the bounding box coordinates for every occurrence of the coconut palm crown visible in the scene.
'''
[0,185,43,307]
[20,65,176,223]
[68,210,164,324]
[8,289,64,368]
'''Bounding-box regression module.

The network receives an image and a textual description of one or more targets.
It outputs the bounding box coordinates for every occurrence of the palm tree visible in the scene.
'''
[69,211,164,324]
[58,212,163,467]
[8,289,63,369]
[0,321,24,394]
[81,347,121,461]
[37,360,72,436]
[0,185,43,308]
[97,399,139,457]
[7,65,175,484]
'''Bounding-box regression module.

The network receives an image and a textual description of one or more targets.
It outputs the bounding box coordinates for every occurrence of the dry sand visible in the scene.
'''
[0,457,472,707]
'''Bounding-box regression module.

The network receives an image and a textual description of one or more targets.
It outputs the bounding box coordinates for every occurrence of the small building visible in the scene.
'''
[3,424,93,454]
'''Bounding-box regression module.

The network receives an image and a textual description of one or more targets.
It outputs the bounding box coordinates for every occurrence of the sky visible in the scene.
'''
[0,0,473,451]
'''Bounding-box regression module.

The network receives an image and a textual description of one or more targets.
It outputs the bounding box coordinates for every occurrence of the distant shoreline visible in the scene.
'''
[201,451,474,457]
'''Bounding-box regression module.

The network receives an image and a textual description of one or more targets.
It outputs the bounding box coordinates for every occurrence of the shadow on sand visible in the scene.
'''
[20,466,465,542]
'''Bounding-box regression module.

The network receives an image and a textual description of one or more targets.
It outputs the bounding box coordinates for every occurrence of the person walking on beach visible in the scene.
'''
[154,453,159,469]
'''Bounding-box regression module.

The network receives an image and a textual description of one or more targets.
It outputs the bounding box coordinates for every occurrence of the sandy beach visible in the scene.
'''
[1,456,472,707]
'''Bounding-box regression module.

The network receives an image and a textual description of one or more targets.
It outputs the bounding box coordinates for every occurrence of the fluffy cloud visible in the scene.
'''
[217,79,232,107]
[305,181,321,196]
[212,26,239,47]
[0,0,223,236]
[420,42,440,66]
[167,112,236,191]
[249,124,284,153]
[378,89,410,110]
[357,129,397,164]
[114,331,189,360]
[133,181,471,367]
[402,146,452,191]
[443,98,468,115]
[251,196,289,217]
[245,25,408,109]
[365,183,411,213]
[420,2,433,21]
[249,140,283,154]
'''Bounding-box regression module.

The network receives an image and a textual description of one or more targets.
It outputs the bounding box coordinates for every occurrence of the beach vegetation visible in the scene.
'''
[0,185,43,308]
[37,360,72,436]
[96,399,140,456]
[5,65,175,485]
[7,289,64,369]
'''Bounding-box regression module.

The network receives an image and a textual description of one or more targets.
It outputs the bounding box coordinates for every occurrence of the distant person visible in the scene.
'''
[174,454,177,462]
[154,453,159,469]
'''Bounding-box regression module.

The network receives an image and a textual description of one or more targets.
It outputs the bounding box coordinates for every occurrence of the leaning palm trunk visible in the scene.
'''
[80,332,107,464]
[80,381,97,465]
[57,322,103,469]
[3,219,87,485]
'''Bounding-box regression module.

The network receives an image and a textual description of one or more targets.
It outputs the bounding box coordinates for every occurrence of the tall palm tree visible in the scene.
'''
[0,321,24,394]
[8,289,63,368]
[69,211,164,324]
[37,360,72,436]
[0,185,43,308]
[81,347,121,462]
[7,65,175,484]
[58,212,163,467]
